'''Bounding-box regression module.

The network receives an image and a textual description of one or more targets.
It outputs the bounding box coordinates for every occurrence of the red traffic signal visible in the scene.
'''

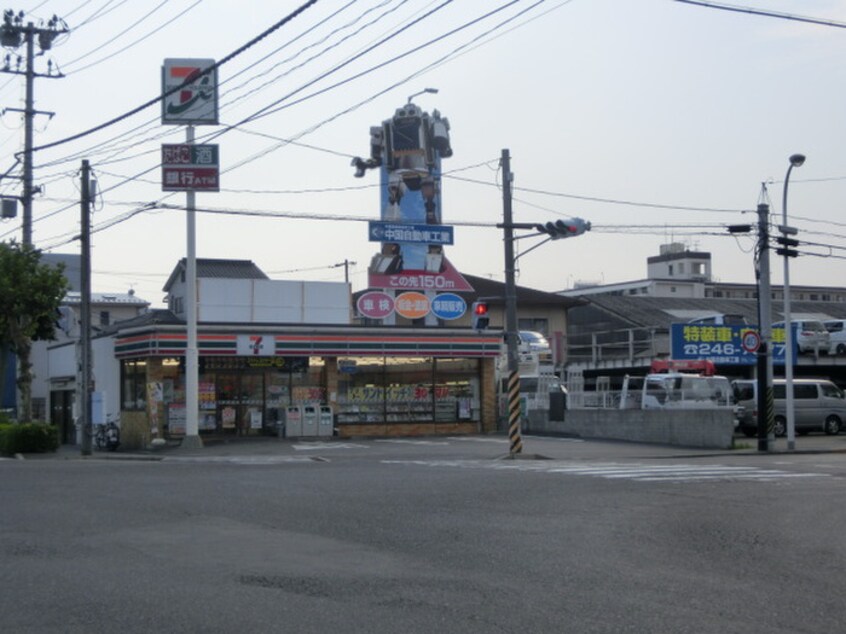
[471,301,490,330]
[535,217,591,240]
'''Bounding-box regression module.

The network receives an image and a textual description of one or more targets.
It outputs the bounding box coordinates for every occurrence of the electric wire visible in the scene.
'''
[28,0,321,154]
[64,1,204,76]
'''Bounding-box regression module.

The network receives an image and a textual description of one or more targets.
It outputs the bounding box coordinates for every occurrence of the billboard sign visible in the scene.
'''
[356,290,395,319]
[430,293,466,320]
[368,256,472,292]
[162,143,219,191]
[368,221,454,245]
[161,58,218,125]
[671,324,790,365]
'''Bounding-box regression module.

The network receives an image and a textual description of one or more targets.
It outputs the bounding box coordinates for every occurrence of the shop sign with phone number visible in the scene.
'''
[670,324,790,365]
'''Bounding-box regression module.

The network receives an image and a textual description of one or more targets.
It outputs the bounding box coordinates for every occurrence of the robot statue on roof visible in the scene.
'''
[353,102,452,274]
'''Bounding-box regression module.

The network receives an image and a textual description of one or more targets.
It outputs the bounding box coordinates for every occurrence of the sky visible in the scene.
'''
[2,0,846,307]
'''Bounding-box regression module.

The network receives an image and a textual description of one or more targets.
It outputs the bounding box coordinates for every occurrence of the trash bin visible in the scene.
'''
[302,405,318,436]
[318,406,333,437]
[285,406,303,438]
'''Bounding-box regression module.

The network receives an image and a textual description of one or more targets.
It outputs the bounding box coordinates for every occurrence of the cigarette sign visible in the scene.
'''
[162,144,220,192]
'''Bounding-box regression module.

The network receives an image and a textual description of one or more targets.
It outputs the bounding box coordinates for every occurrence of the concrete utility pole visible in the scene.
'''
[500,149,523,456]
[755,202,775,452]
[80,160,92,456]
[0,11,67,247]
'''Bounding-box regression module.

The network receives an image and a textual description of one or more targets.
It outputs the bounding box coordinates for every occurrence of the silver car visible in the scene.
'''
[772,320,830,355]
[732,378,846,437]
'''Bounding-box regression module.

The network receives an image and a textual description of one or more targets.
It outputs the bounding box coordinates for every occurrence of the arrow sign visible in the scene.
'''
[368,221,454,245]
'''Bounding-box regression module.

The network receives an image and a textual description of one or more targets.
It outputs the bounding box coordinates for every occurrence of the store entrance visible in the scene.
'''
[216,372,265,435]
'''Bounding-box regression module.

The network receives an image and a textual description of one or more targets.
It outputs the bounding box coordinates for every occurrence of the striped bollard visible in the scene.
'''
[507,370,523,455]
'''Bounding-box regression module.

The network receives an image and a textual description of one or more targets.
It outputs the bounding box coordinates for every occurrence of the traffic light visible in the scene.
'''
[535,217,591,239]
[776,236,799,258]
[471,301,490,330]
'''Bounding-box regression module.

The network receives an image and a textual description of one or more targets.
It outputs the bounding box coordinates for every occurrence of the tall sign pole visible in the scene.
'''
[501,149,522,456]
[161,58,219,449]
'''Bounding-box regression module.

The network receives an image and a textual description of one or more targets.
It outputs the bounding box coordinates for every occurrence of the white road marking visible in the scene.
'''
[292,442,369,451]
[382,459,829,483]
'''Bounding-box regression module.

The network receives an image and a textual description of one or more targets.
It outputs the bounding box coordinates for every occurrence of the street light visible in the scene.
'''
[407,87,438,103]
[782,152,805,451]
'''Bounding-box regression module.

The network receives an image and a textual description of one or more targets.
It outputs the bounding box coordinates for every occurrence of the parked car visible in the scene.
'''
[772,320,830,355]
[687,313,749,326]
[824,320,846,355]
[731,378,846,437]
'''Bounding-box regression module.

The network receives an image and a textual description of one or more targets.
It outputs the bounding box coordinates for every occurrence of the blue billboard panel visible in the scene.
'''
[430,293,466,320]
[368,221,453,245]
[671,324,791,365]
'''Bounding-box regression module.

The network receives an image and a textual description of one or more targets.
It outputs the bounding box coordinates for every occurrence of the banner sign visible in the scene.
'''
[671,324,790,365]
[368,221,453,245]
[162,143,219,191]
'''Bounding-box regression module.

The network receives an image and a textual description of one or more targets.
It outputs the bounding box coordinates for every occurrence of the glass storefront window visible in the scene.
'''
[335,356,481,424]
[120,360,147,410]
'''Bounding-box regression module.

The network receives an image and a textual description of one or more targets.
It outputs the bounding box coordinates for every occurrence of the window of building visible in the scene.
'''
[99,311,110,326]
[517,318,548,336]
[713,290,723,298]
[121,360,147,410]
[335,356,480,424]
[810,294,819,301]
[668,265,674,276]
[692,262,705,275]
[677,263,685,274]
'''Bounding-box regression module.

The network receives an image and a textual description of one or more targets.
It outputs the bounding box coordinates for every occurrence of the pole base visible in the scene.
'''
[180,435,204,450]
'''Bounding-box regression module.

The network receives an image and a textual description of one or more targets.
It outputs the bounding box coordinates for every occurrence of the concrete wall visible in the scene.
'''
[524,408,736,449]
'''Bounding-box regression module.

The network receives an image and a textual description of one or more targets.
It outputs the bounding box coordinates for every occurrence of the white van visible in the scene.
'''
[824,320,846,355]
[732,378,846,437]
[621,373,733,411]
[687,313,749,326]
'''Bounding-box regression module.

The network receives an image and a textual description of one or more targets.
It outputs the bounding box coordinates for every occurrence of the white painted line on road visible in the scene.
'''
[164,456,317,465]
[448,437,508,443]
[382,459,830,483]
[292,442,369,451]
[376,439,451,446]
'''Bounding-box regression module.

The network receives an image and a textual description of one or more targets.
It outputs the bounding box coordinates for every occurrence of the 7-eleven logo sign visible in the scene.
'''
[162,58,218,125]
[237,335,275,357]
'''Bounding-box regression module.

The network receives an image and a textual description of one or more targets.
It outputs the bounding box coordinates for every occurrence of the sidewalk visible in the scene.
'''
[9,432,846,461]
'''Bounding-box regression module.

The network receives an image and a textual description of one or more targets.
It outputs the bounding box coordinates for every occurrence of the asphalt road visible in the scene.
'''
[3,434,846,633]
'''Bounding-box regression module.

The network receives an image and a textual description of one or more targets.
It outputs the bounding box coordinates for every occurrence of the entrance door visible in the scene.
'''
[50,390,75,444]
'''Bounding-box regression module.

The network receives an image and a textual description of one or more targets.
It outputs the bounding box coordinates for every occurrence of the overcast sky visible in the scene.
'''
[2,0,845,306]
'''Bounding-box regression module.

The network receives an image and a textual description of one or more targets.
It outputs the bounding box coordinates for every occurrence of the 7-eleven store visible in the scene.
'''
[114,323,501,448]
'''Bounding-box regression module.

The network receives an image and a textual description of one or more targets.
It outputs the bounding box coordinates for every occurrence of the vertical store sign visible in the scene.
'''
[161,58,218,125]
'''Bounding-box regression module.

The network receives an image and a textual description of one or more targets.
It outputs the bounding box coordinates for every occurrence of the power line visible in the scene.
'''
[674,0,846,29]
[28,0,321,154]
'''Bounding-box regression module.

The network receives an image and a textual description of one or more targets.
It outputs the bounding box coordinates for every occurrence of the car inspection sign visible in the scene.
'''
[161,144,220,191]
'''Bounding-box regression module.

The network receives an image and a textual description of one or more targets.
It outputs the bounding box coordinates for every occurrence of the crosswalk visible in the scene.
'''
[381,459,829,483]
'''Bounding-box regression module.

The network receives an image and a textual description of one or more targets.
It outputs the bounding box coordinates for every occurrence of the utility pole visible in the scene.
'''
[333,259,356,284]
[80,160,92,456]
[0,11,67,247]
[755,202,775,452]
[501,149,523,456]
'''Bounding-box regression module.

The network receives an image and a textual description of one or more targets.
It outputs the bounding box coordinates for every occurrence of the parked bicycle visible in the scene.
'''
[94,416,121,451]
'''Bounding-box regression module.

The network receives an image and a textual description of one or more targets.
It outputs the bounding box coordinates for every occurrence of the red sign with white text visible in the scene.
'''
[368,257,473,292]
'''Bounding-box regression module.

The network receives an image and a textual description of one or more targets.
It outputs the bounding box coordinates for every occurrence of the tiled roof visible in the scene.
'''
[575,295,846,330]
[64,291,150,306]
[163,258,269,291]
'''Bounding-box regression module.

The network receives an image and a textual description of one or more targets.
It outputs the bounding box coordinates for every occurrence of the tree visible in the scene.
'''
[0,241,69,421]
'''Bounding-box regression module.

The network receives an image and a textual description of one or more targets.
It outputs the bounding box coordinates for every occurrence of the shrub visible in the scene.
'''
[0,422,59,455]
